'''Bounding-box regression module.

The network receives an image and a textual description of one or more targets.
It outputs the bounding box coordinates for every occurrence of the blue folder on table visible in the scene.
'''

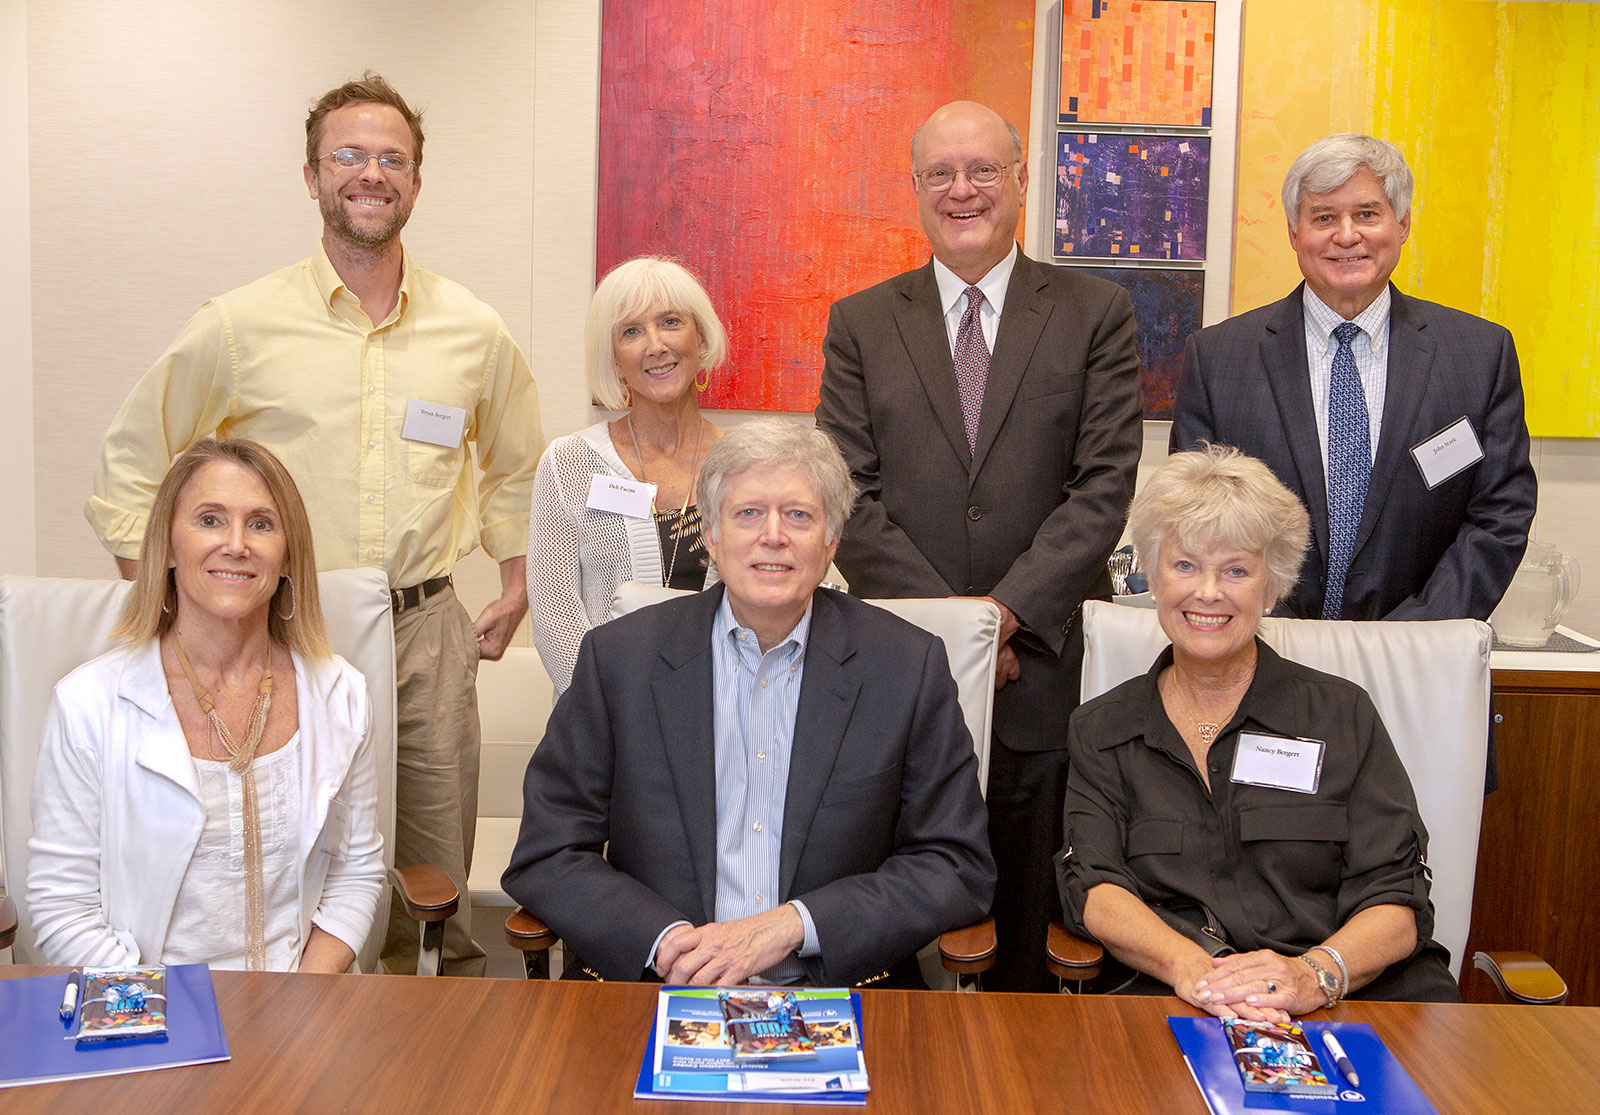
[1168,1016,1437,1114]
[0,964,229,1089]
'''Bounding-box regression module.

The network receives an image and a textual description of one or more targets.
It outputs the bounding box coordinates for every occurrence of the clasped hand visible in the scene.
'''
[1175,949,1323,1023]
[654,905,806,986]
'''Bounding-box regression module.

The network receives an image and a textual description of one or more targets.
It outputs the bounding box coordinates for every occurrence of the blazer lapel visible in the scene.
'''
[893,262,972,464]
[1357,288,1436,555]
[779,592,861,900]
[651,586,723,924]
[1261,287,1331,565]
[971,250,1049,475]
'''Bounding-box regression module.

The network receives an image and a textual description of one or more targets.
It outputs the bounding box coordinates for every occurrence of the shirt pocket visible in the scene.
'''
[405,439,464,487]
[1126,818,1184,858]
[320,797,353,862]
[1238,802,1348,893]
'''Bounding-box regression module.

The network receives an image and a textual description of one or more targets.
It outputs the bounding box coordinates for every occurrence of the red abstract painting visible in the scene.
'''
[597,1,1036,412]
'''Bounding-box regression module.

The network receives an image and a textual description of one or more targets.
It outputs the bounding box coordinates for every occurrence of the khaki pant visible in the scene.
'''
[380,585,487,976]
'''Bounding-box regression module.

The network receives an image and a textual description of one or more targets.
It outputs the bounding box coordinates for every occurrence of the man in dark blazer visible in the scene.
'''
[815,101,1142,991]
[502,422,994,986]
[1172,134,1534,622]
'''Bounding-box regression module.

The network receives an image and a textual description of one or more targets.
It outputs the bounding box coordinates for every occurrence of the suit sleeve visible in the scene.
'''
[1169,331,1218,455]
[85,302,235,560]
[990,285,1143,651]
[792,637,996,985]
[816,298,955,598]
[1386,327,1535,621]
[499,631,692,980]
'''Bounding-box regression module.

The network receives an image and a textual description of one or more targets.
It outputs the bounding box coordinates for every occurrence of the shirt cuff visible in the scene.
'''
[646,919,692,975]
[789,900,820,958]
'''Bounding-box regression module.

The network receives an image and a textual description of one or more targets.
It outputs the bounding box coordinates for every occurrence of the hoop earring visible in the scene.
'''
[694,366,710,392]
[161,569,175,615]
[277,575,297,621]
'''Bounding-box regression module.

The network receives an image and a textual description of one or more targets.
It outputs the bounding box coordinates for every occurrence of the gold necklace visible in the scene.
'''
[172,635,274,971]
[1166,672,1240,749]
[627,413,705,586]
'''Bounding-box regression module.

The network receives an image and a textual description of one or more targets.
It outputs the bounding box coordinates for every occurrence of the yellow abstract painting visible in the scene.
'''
[1232,0,1600,438]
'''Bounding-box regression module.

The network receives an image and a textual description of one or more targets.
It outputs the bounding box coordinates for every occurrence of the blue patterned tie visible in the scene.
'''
[1323,321,1369,620]
[952,286,989,455]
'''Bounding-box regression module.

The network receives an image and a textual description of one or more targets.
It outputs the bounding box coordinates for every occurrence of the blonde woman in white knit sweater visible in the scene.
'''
[528,257,727,694]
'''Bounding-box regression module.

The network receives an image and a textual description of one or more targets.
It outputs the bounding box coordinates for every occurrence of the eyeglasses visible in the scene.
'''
[318,147,416,175]
[914,161,1017,191]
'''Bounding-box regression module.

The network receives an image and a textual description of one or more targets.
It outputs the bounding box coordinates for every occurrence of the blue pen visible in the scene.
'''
[58,968,81,1021]
[1321,1029,1360,1089]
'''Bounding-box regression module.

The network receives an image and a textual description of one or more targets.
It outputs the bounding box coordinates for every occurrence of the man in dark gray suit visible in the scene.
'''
[816,101,1142,991]
[1171,134,1535,622]
[502,422,994,986]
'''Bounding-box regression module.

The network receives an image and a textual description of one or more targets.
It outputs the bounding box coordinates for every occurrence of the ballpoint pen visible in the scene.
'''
[1321,1029,1360,1089]
[58,968,82,1021]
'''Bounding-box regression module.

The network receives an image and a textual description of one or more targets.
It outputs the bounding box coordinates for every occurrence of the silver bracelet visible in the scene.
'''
[1313,944,1349,998]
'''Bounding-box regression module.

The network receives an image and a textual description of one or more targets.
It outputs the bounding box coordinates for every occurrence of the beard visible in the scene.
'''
[318,188,413,251]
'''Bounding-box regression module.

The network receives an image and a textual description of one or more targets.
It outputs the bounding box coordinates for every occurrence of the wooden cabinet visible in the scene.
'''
[1461,667,1600,1004]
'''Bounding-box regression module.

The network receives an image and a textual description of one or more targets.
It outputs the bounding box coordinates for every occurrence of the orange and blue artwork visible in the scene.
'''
[1055,133,1209,260]
[1059,0,1215,126]
[1081,266,1203,419]
[596,1,1036,412]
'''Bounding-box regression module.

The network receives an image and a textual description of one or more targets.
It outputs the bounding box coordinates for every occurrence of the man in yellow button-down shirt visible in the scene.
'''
[87,72,545,976]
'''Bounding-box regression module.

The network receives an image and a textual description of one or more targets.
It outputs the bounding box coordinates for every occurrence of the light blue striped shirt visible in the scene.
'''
[1302,285,1391,476]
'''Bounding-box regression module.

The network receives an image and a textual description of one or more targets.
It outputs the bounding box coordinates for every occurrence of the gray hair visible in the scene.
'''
[697,420,857,544]
[1127,445,1310,608]
[584,256,729,410]
[1281,134,1414,226]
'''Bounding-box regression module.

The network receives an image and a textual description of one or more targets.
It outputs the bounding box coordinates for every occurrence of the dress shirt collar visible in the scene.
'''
[308,240,413,328]
[715,591,814,663]
[1301,283,1391,363]
[932,242,1019,320]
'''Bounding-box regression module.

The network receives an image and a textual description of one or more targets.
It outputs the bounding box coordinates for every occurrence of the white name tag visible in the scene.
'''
[586,473,657,519]
[1410,416,1483,490]
[1230,733,1325,794]
[401,398,467,448]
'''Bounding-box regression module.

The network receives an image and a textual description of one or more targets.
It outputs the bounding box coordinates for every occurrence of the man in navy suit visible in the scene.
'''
[502,422,994,986]
[1171,134,1535,622]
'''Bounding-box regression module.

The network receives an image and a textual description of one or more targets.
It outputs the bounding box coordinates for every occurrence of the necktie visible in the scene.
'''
[952,286,990,455]
[1323,321,1370,620]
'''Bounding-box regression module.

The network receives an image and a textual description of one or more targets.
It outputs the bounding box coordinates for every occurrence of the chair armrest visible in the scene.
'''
[938,916,996,974]
[0,894,15,952]
[1472,951,1568,1005]
[389,865,459,922]
[1046,921,1103,982]
[505,907,558,953]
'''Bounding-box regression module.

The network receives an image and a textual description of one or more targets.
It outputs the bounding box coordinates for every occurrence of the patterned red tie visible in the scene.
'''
[953,286,989,455]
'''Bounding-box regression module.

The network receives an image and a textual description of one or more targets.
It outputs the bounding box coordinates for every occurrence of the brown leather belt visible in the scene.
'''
[390,575,452,615]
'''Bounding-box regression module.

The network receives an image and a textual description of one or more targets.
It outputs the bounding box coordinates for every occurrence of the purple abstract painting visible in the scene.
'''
[1055,133,1209,260]
[1082,266,1203,419]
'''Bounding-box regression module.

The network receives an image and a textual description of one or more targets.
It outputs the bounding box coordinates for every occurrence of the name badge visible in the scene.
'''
[401,398,467,448]
[1230,733,1325,795]
[1410,416,1483,490]
[586,473,657,519]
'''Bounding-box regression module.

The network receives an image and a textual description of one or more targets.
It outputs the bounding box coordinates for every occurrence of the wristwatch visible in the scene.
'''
[1299,952,1340,1009]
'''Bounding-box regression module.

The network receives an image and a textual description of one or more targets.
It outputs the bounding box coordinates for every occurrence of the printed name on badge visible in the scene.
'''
[1410,415,1483,490]
[1230,733,1325,794]
[401,398,468,448]
[586,473,657,519]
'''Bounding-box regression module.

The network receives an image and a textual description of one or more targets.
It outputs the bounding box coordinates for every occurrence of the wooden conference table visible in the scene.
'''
[6,969,1600,1113]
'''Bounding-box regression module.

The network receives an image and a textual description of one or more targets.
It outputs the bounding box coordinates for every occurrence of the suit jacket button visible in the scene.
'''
[967,505,983,521]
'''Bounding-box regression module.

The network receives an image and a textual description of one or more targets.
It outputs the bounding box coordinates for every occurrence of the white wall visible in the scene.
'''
[12,0,1600,635]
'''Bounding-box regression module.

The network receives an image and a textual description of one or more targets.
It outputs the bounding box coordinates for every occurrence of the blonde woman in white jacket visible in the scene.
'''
[528,257,727,695]
[28,439,383,972]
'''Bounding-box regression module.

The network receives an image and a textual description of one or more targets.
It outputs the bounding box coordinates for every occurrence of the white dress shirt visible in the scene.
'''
[932,243,1019,356]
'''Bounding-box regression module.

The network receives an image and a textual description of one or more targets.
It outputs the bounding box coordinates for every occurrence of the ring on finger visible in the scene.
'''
[1266,980,1278,993]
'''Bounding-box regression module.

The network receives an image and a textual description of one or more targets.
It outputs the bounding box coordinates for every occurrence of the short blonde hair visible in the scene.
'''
[1127,445,1310,607]
[585,256,729,410]
[112,439,331,658]
[697,420,856,545]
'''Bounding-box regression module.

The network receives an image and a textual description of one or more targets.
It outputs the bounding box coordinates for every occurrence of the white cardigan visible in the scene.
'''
[26,640,384,969]
[527,422,717,695]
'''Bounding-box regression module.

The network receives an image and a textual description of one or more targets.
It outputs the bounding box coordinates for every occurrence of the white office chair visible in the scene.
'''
[0,570,457,974]
[505,582,1002,988]
[1045,600,1565,1003]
